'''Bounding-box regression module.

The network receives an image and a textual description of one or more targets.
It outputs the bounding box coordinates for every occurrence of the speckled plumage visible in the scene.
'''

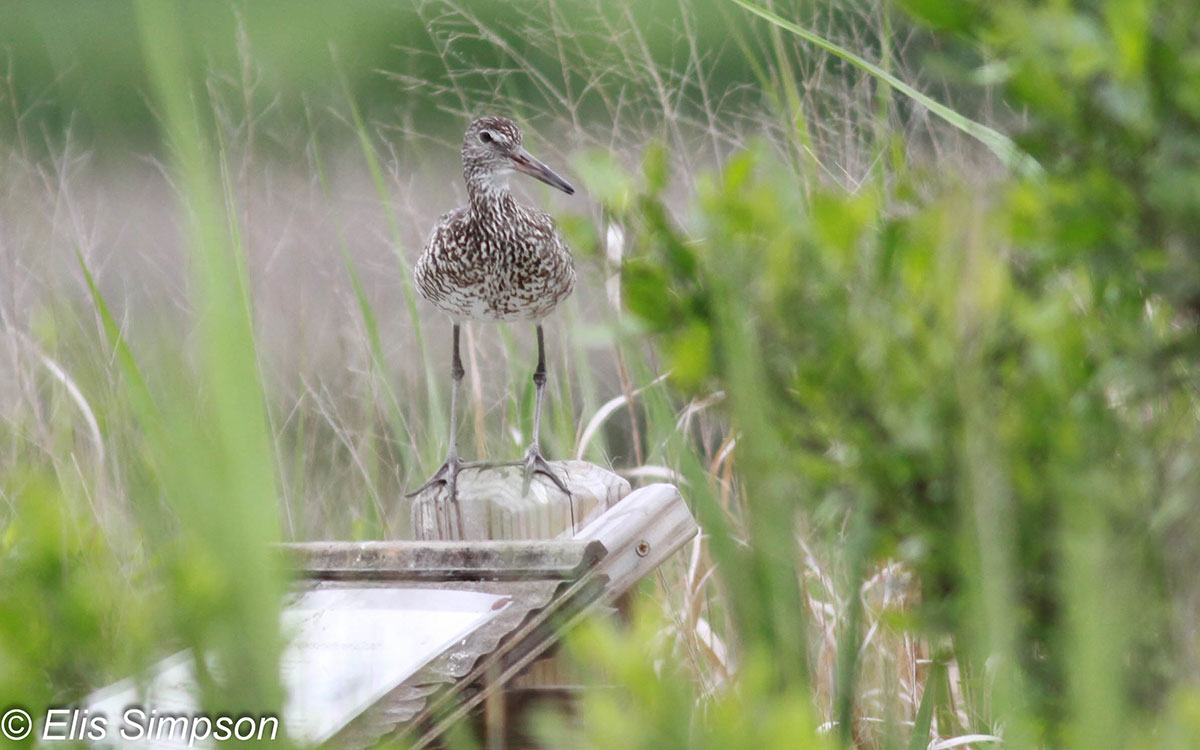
[415,117,576,322]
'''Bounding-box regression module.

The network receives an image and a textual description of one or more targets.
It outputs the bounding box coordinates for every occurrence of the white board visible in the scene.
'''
[80,588,508,748]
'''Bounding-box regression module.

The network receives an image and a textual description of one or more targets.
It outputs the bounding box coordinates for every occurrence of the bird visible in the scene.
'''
[409,116,577,502]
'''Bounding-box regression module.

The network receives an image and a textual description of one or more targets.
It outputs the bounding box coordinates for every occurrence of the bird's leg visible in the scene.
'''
[407,325,469,516]
[521,324,571,496]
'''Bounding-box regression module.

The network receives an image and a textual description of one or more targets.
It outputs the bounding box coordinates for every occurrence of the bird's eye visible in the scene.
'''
[479,131,494,144]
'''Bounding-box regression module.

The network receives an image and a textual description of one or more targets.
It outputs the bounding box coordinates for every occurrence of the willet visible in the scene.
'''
[410,116,576,501]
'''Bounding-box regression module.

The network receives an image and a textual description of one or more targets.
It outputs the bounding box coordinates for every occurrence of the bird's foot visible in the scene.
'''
[406,453,485,500]
[518,445,571,497]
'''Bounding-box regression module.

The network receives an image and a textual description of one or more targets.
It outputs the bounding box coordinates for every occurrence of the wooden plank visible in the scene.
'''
[404,573,609,750]
[283,539,607,581]
[574,483,698,593]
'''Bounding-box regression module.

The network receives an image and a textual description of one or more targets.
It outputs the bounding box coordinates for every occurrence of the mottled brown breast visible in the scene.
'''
[415,199,575,323]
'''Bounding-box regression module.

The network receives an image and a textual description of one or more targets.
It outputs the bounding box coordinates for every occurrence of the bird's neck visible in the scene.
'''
[465,170,514,214]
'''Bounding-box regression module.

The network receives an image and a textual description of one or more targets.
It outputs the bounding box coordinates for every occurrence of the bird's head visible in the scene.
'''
[463,116,575,196]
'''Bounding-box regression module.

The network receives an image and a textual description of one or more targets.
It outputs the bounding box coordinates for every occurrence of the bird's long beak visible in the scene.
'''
[510,147,575,195]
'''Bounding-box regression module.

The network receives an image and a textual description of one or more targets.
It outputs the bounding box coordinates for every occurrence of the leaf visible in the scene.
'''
[666,322,713,391]
[897,0,981,32]
[622,259,679,330]
[575,149,635,212]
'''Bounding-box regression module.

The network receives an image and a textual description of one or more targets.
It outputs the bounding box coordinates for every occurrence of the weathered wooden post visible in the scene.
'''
[410,460,631,541]
[409,460,631,746]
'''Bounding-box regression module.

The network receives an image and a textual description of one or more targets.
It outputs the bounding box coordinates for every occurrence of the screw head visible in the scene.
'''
[635,540,651,557]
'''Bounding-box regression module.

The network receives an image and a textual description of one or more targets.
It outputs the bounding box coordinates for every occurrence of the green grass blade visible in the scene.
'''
[908,658,942,750]
[835,506,872,748]
[303,99,426,487]
[331,53,446,457]
[134,0,285,712]
[343,250,427,474]
[75,247,158,424]
[726,0,1043,177]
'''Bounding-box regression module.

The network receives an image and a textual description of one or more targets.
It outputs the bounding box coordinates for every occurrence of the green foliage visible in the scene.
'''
[0,473,155,711]
[539,613,832,750]
[607,149,1175,742]
[557,1,1200,747]
[994,1,1200,311]
[1,0,291,731]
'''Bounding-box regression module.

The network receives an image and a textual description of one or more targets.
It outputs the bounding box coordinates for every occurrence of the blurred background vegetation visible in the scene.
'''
[2,0,1200,748]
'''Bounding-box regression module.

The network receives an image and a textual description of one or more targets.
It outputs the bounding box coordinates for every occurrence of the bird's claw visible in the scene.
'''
[408,450,570,500]
[407,455,498,500]
[520,447,571,497]
[407,453,465,500]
